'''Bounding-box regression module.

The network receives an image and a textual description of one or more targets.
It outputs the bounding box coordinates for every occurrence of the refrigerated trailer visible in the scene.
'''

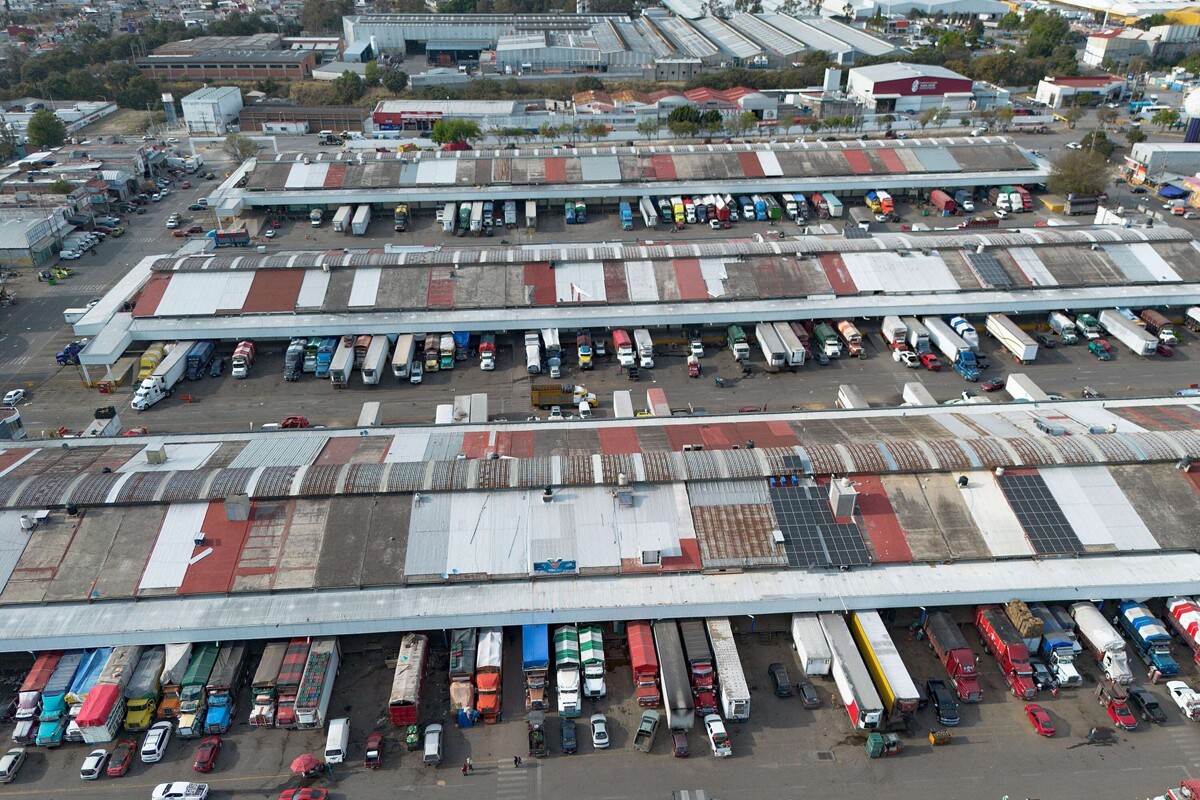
[360,336,389,385]
[791,614,831,676]
[773,322,806,366]
[639,197,658,228]
[850,611,920,730]
[706,618,749,721]
[392,333,415,380]
[985,313,1038,363]
[755,323,786,368]
[819,614,883,730]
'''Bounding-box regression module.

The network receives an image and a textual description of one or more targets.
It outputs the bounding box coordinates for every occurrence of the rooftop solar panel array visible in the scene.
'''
[767,480,872,568]
[965,251,1014,288]
[998,473,1084,555]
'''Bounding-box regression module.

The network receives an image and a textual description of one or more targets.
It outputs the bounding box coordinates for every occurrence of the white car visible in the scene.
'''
[704,713,732,757]
[1167,680,1200,719]
[60,250,81,260]
[3,389,26,405]
[166,220,179,229]
[80,748,108,780]
[1066,142,1083,150]
[165,137,180,144]
[140,721,172,763]
[590,713,609,749]
[159,188,171,197]
[151,193,162,202]
[409,360,423,385]
[152,782,209,800]
[264,228,276,238]
[893,349,920,368]
[994,209,1009,219]
[0,748,26,783]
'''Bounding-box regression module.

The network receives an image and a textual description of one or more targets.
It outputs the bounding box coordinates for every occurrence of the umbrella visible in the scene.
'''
[290,754,322,774]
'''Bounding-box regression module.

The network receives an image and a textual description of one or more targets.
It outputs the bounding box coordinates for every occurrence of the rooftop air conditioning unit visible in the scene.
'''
[640,549,661,567]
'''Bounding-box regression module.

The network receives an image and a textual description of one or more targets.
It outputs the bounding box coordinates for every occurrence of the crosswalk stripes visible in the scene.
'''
[495,761,533,799]
[1166,725,1200,761]
[2,355,31,367]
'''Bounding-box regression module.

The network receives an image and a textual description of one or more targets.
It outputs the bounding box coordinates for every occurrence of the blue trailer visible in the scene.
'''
[522,624,550,710]
[1119,601,1179,678]
[185,340,215,380]
[620,201,633,230]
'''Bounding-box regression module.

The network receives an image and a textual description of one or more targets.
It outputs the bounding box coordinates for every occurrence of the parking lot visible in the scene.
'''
[6,614,1200,800]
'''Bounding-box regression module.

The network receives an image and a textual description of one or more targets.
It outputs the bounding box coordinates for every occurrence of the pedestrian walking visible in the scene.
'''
[461,762,469,776]
[513,756,523,768]
[466,757,473,773]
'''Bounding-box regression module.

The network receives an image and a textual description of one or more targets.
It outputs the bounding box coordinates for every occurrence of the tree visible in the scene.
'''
[431,118,482,145]
[573,75,605,93]
[301,0,352,33]
[1062,105,1085,129]
[1133,12,1167,29]
[667,120,699,139]
[0,126,19,163]
[116,76,159,110]
[994,106,1015,129]
[1080,130,1116,158]
[48,179,72,194]
[223,133,260,162]
[333,71,366,104]
[1152,108,1180,130]
[699,109,723,134]
[363,61,380,88]
[26,109,65,147]
[1126,127,1147,144]
[667,105,701,126]
[580,122,608,142]
[382,69,409,94]
[918,108,937,130]
[1096,107,1118,129]
[637,119,661,140]
[1023,10,1070,58]
[725,111,757,138]
[1048,149,1108,197]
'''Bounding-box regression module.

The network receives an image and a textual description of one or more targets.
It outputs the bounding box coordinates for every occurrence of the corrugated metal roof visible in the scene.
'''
[689,16,762,60]
[841,252,958,293]
[118,443,220,473]
[913,148,962,173]
[229,435,330,469]
[156,272,254,316]
[1041,466,1158,551]
[579,155,620,182]
[554,262,606,303]
[1128,242,1181,282]
[728,13,805,57]
[0,511,30,591]
[348,268,382,307]
[687,479,769,506]
[296,270,330,308]
[959,470,1034,558]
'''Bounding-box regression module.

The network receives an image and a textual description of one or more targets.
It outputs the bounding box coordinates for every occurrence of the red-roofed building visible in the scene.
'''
[1035,75,1129,108]
[682,87,778,122]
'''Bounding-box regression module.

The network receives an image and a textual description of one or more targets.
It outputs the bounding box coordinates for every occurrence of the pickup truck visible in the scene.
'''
[1127,684,1168,724]
[632,710,659,753]
[925,679,959,726]
[1167,681,1200,720]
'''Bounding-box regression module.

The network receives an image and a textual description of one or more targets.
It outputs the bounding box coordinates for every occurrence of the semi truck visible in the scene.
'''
[576,331,593,370]
[1074,313,1102,339]
[902,317,932,354]
[837,384,869,409]
[248,641,287,727]
[726,325,750,361]
[76,683,124,744]
[449,629,476,724]
[580,625,606,699]
[476,628,503,724]
[530,383,596,409]
[393,203,409,232]
[131,341,193,410]
[124,647,165,731]
[613,329,634,366]
[680,620,717,716]
[773,322,806,366]
[1027,603,1082,686]
[819,614,883,730]
[388,633,428,726]
[273,638,311,729]
[284,337,306,382]
[791,613,831,676]
[1140,309,1178,345]
[391,334,415,379]
[541,328,560,377]
[525,330,542,374]
[231,340,256,379]
[620,201,633,230]
[1118,601,1179,679]
[156,644,192,721]
[1099,309,1157,356]
[1071,603,1134,684]
[476,333,495,371]
[634,328,654,369]
[439,333,455,370]
[837,320,864,358]
[178,644,219,738]
[360,336,389,385]
[329,338,354,386]
[813,323,842,359]
[17,652,60,724]
[29,652,80,747]
[554,625,582,719]
[985,314,1037,363]
[923,317,979,381]
[441,203,456,233]
[923,611,982,702]
[881,316,907,350]
[975,606,1036,700]
[457,203,471,235]
[1166,597,1200,666]
[1047,312,1079,344]
[203,644,246,734]
[184,340,215,380]
[523,625,550,710]
[948,316,980,351]
[953,190,975,212]
[825,194,843,218]
[295,638,339,729]
[613,390,635,419]
[850,611,920,729]
[755,322,786,368]
[628,621,661,707]
[1005,373,1050,402]
[707,618,750,721]
[654,621,695,732]
[640,197,658,228]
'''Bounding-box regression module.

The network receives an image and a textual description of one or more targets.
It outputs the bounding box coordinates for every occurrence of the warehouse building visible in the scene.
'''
[1083,24,1200,66]
[847,63,974,114]
[137,49,318,81]
[180,86,243,136]
[1034,75,1130,108]
[237,102,369,134]
[0,208,72,269]
[1127,142,1200,183]
[818,0,1008,18]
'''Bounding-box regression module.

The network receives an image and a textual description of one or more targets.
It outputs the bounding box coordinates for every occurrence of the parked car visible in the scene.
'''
[1157,343,1174,357]
[409,360,423,384]
[0,748,26,783]
[181,181,191,189]
[1029,659,1056,691]
[193,736,220,773]
[560,718,577,754]
[80,748,108,780]
[1024,703,1055,737]
[1034,334,1057,349]
[3,389,25,405]
[107,740,136,777]
[60,250,82,260]
[280,415,310,429]
[209,356,225,377]
[796,680,821,709]
[590,713,609,749]
[188,203,206,211]
[1127,685,1168,724]
[153,782,209,800]
[768,663,793,697]
[980,378,1005,392]
[140,721,172,763]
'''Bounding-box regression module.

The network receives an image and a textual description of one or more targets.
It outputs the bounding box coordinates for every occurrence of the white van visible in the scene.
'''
[423,723,443,766]
[325,718,350,765]
[578,400,592,419]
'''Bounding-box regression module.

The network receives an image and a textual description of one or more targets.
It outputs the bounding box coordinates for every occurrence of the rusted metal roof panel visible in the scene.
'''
[254,466,299,497]
[300,465,342,496]
[207,468,254,499]
[692,504,788,570]
[344,464,384,494]
[386,462,427,493]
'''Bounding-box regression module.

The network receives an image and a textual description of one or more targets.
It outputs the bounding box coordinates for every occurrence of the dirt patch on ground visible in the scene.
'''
[79,108,161,137]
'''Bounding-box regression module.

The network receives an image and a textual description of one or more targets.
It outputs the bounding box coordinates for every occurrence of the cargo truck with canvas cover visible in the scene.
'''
[76,683,124,744]
[1071,602,1134,684]
[819,614,883,730]
[156,644,192,721]
[67,647,111,707]
[476,628,502,724]
[1119,601,1179,678]
[449,628,477,724]
[249,641,287,727]
[1027,604,1081,686]
[295,638,340,729]
[522,625,550,710]
[628,621,661,707]
[17,652,60,723]
[178,644,218,738]
[555,625,582,719]
[124,647,166,731]
[204,644,247,735]
[792,614,831,676]
[35,651,85,747]
[707,618,750,721]
[1166,597,1200,666]
[274,639,311,729]
[580,626,606,699]
[850,611,920,729]
[389,634,429,726]
[654,622,694,732]
[922,611,981,702]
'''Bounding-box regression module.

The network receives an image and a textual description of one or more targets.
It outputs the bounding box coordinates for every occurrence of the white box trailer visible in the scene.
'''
[772,322,806,366]
[332,205,353,233]
[1098,309,1157,356]
[639,196,658,228]
[837,384,869,410]
[613,390,634,419]
[985,313,1037,363]
[525,200,537,230]
[706,618,749,722]
[357,401,381,427]
[392,333,415,379]
[351,205,371,235]
[902,382,937,407]
[754,323,786,368]
[1005,373,1050,402]
[791,613,831,676]
[469,392,487,423]
[441,203,456,233]
[360,336,390,384]
[819,614,883,730]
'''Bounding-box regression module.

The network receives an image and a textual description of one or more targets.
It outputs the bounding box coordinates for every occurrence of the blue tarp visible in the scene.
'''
[1158,184,1187,198]
[522,624,549,670]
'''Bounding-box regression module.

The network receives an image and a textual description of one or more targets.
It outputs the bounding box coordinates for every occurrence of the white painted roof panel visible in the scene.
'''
[118,443,221,473]
[296,270,331,308]
[348,268,382,307]
[1008,247,1058,287]
[0,511,30,594]
[624,260,658,302]
[841,252,959,293]
[1128,242,1182,282]
[757,150,783,177]
[1041,466,1158,551]
[139,503,207,590]
[960,470,1034,557]
[555,262,607,303]
[384,433,433,462]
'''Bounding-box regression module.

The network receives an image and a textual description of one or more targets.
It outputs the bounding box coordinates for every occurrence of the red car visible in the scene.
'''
[1107,700,1138,730]
[1157,343,1174,357]
[1095,339,1112,351]
[364,732,383,769]
[181,181,191,189]
[280,415,310,429]
[920,353,942,371]
[193,735,221,773]
[107,739,136,777]
[1024,703,1055,737]
[172,229,190,237]
[186,225,203,234]
[280,791,328,800]
[980,378,1005,392]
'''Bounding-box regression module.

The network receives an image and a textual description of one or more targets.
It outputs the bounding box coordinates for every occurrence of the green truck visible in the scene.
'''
[177,644,218,738]
[726,325,749,361]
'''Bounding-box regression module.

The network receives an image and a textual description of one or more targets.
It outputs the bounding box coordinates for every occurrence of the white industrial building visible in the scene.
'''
[817,0,1007,18]
[0,100,117,143]
[181,86,244,136]
[847,63,975,114]
[1034,75,1129,108]
[1083,24,1200,66]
